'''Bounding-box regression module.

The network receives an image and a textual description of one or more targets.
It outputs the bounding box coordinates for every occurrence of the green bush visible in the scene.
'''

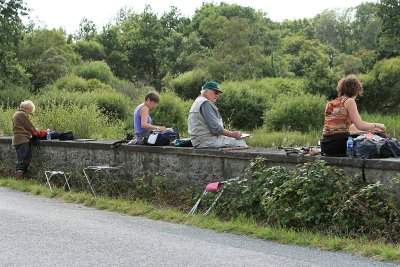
[222,77,305,104]
[0,107,15,135]
[304,62,338,99]
[210,78,306,131]
[168,69,210,100]
[54,74,90,92]
[73,40,106,61]
[34,81,112,109]
[359,57,400,113]
[1,101,127,140]
[34,80,132,125]
[150,91,189,134]
[95,92,132,121]
[33,87,85,108]
[217,89,267,130]
[263,93,326,132]
[74,61,115,85]
[331,180,400,241]
[33,47,69,90]
[260,161,348,228]
[0,85,32,109]
[33,104,125,140]
[215,159,400,242]
[113,79,149,104]
[86,79,114,92]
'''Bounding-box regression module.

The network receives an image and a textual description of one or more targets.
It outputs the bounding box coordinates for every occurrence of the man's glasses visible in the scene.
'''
[212,90,221,95]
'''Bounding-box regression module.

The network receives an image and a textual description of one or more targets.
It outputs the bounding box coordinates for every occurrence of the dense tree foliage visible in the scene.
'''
[0,0,28,89]
[360,57,400,113]
[378,0,400,58]
[74,18,98,41]
[353,2,381,51]
[1,0,399,120]
[18,29,78,90]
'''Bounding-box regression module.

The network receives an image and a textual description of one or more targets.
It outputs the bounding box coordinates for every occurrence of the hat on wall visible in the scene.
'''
[202,81,223,93]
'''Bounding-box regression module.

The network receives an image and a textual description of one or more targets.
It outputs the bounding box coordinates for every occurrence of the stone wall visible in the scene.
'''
[1,137,400,192]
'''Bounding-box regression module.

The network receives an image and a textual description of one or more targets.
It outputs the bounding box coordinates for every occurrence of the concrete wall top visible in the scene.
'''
[2,136,400,171]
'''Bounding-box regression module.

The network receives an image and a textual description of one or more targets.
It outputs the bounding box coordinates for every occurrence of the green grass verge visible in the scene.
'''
[1,177,399,263]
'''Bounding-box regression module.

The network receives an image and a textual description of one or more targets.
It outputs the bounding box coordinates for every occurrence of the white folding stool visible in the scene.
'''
[44,171,71,191]
[83,165,121,197]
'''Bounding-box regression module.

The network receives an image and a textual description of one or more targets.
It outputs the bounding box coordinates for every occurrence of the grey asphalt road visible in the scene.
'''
[0,187,398,267]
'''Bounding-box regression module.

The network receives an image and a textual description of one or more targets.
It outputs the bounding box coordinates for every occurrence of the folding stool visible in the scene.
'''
[189,181,225,215]
[83,165,121,197]
[44,171,71,191]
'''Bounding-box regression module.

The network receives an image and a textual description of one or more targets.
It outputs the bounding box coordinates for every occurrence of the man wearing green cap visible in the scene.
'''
[188,81,247,148]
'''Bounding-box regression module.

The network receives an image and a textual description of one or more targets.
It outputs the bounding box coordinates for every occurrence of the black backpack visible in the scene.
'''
[354,137,400,159]
[59,131,75,141]
[144,131,180,146]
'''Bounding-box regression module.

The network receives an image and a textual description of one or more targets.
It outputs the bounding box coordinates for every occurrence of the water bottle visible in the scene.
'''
[346,136,354,158]
[46,129,51,140]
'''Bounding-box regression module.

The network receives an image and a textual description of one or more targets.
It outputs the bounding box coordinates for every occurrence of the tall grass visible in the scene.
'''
[0,104,125,139]
[247,129,321,148]
[362,112,400,139]
[0,107,14,135]
[33,104,126,139]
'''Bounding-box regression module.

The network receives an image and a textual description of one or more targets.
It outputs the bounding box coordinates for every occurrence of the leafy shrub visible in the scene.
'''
[169,69,210,100]
[34,80,112,109]
[33,88,82,109]
[1,101,127,140]
[0,85,32,109]
[261,161,349,228]
[0,107,15,135]
[33,104,125,140]
[74,61,115,85]
[331,181,400,241]
[215,159,400,242]
[35,79,131,124]
[359,57,400,113]
[304,62,338,99]
[222,77,305,104]
[332,53,363,76]
[150,91,189,134]
[33,47,69,89]
[73,40,106,61]
[95,92,132,121]
[217,89,267,130]
[113,79,148,104]
[86,79,113,92]
[263,93,326,132]
[54,74,90,92]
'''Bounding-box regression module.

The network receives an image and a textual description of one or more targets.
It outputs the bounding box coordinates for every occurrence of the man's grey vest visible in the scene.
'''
[188,96,223,146]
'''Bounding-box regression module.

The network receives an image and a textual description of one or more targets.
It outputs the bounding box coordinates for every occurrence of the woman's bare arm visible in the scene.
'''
[345,98,386,132]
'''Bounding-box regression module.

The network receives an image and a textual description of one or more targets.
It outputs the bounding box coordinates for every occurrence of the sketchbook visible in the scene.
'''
[240,133,252,139]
